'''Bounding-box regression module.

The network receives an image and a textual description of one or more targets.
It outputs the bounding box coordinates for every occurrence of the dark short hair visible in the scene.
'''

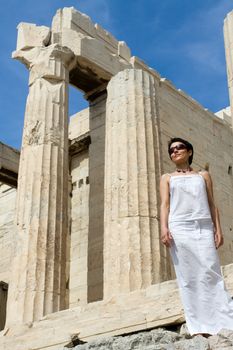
[168,137,194,165]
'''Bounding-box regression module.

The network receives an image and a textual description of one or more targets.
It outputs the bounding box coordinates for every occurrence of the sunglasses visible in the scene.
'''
[169,143,187,155]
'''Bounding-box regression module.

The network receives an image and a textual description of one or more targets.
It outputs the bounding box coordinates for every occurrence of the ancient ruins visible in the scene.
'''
[0,6,233,350]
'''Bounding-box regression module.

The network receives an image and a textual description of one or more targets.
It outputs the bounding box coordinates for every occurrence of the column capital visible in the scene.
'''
[12,44,75,84]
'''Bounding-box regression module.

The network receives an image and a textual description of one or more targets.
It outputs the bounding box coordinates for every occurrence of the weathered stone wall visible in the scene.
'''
[68,93,107,305]
[157,78,233,265]
[0,142,19,187]
[0,183,16,284]
[69,108,89,141]
[88,93,106,302]
[70,150,89,307]
[69,109,90,308]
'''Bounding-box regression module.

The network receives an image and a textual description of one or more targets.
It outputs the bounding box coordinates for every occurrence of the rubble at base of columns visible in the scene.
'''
[66,326,233,350]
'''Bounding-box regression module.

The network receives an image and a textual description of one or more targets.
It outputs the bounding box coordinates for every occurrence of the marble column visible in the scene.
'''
[6,44,75,325]
[224,10,233,125]
[104,69,170,299]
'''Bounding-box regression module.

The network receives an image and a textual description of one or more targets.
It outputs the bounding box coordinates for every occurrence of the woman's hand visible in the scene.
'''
[214,228,224,249]
[201,171,224,250]
[161,227,173,247]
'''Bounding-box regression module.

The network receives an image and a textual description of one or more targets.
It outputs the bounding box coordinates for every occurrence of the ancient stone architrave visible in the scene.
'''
[0,142,19,187]
[224,10,233,124]
[51,7,131,82]
[6,44,75,325]
[104,69,171,298]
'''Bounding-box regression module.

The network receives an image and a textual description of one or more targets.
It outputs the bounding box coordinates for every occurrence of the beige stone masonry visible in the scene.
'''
[224,10,233,125]
[51,7,132,87]
[6,44,75,326]
[52,7,131,60]
[215,106,231,125]
[104,69,171,299]
[52,7,97,38]
[69,109,90,308]
[130,56,161,80]
[87,93,107,302]
[118,41,131,61]
[69,109,89,141]
[16,23,51,51]
[0,263,232,350]
[70,151,89,307]
[0,142,19,187]
[0,143,19,175]
[0,183,17,285]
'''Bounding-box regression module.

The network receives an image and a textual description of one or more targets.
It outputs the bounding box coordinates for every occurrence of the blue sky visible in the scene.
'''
[0,0,232,149]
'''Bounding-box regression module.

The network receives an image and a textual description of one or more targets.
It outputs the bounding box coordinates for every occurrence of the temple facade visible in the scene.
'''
[0,7,233,349]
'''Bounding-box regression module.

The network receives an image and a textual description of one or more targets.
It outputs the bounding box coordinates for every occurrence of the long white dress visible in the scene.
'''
[168,174,233,335]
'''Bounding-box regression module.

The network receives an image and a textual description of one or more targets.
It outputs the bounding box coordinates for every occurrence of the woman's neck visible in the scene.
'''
[176,164,192,173]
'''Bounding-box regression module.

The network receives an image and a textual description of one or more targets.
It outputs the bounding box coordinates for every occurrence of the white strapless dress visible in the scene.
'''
[168,175,233,335]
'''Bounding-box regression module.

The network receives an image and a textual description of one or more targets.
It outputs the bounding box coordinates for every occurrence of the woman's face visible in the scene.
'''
[169,142,192,165]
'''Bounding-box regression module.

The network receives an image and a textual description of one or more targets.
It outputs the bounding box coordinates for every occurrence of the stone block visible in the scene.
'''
[208,329,233,349]
[118,41,131,61]
[70,242,88,259]
[69,109,90,140]
[89,114,105,131]
[69,286,87,306]
[16,22,51,50]
[52,7,96,37]
[95,23,118,50]
[66,8,96,37]
[0,142,19,187]
[130,56,161,80]
[0,184,16,285]
[87,283,103,302]
[55,27,131,80]
[0,143,19,175]
[69,266,87,286]
[88,267,103,286]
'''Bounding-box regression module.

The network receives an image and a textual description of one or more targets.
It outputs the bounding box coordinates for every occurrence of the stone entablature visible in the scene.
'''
[0,142,19,187]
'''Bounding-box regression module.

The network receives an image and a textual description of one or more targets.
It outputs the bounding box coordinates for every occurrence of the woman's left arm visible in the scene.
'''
[201,171,224,249]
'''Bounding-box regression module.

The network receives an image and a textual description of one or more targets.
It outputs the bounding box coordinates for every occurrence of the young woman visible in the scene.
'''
[160,137,233,336]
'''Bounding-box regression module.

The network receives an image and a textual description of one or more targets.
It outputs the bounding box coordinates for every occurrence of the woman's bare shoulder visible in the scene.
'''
[198,170,212,182]
[160,173,171,182]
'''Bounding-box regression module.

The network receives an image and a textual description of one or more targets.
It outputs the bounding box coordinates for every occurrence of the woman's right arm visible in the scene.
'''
[160,174,173,247]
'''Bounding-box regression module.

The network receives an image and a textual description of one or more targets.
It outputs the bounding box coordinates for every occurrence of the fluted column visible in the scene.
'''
[224,10,233,125]
[104,69,170,299]
[6,44,75,325]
